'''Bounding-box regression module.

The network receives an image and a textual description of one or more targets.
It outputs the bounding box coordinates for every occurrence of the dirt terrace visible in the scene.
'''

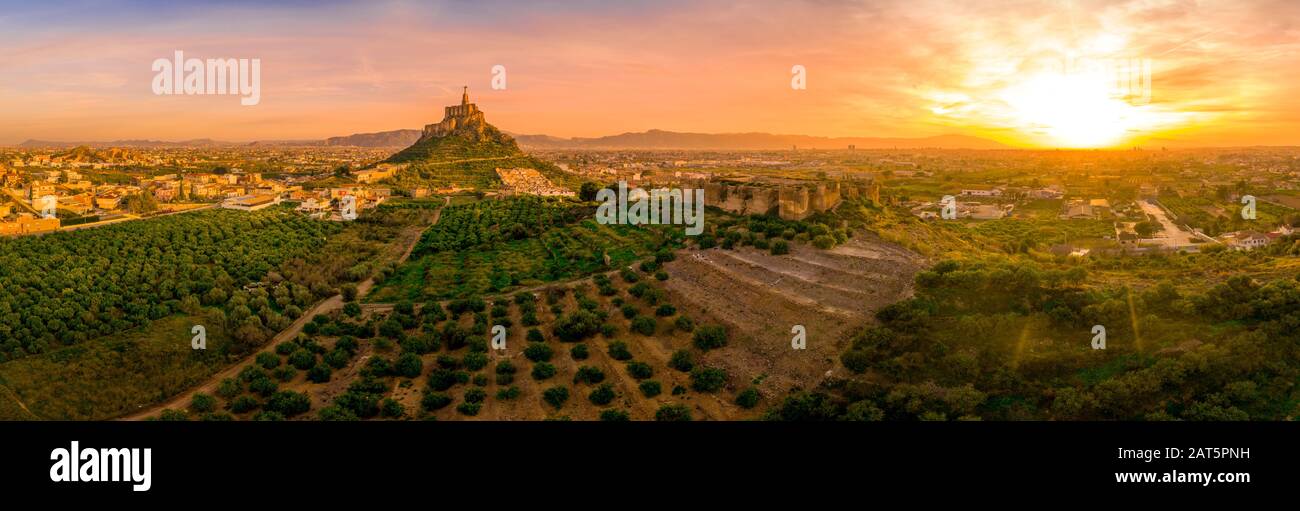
[661,233,923,396]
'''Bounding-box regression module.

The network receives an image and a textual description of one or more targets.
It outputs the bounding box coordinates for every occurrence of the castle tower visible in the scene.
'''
[462,86,469,105]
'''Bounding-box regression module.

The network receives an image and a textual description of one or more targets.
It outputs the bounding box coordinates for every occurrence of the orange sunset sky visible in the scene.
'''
[2,0,1299,148]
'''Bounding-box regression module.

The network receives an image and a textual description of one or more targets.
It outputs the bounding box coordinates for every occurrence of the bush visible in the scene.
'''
[275,342,296,356]
[190,393,216,413]
[570,343,590,360]
[427,368,458,391]
[600,409,630,421]
[630,316,656,336]
[265,391,311,417]
[457,402,482,416]
[621,304,639,319]
[217,378,241,399]
[690,367,727,392]
[307,364,332,383]
[607,341,633,361]
[655,403,692,421]
[324,348,351,369]
[248,377,279,397]
[674,315,694,332]
[669,350,694,372]
[229,395,260,414]
[812,235,835,249]
[639,380,662,398]
[496,360,517,375]
[289,349,316,370]
[588,384,616,405]
[524,343,553,362]
[531,362,557,380]
[267,365,293,382]
[526,328,545,343]
[463,352,489,371]
[381,398,405,418]
[496,386,521,400]
[256,352,281,370]
[692,325,728,351]
[735,387,761,409]
[395,352,423,378]
[655,271,669,281]
[464,388,487,404]
[554,310,601,342]
[770,240,790,255]
[421,391,452,411]
[542,386,570,408]
[255,410,287,421]
[573,365,606,384]
[626,361,653,380]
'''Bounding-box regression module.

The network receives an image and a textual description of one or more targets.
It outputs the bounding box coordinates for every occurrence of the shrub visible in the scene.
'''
[588,384,616,405]
[190,393,216,413]
[256,352,281,369]
[554,310,601,342]
[272,366,296,382]
[248,377,279,397]
[654,271,669,281]
[630,316,656,335]
[381,398,405,418]
[288,349,316,370]
[674,315,694,332]
[229,395,260,414]
[812,235,835,249]
[307,364,332,383]
[395,352,423,378]
[524,343,553,362]
[735,387,761,409]
[427,368,458,391]
[668,350,694,372]
[654,304,676,317]
[463,352,489,371]
[217,378,241,399]
[607,340,633,361]
[542,386,570,408]
[639,380,662,398]
[464,388,487,404]
[255,410,287,421]
[526,328,545,343]
[457,402,482,416]
[158,409,188,421]
[275,342,296,356]
[690,367,727,392]
[324,349,351,369]
[496,386,521,400]
[265,391,312,417]
[770,240,790,255]
[570,344,589,360]
[421,391,452,411]
[655,403,692,421]
[692,325,728,351]
[531,362,557,380]
[573,365,606,384]
[626,361,653,380]
[496,360,517,375]
[600,409,630,421]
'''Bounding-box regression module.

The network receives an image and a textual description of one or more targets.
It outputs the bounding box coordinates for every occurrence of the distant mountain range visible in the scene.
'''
[511,130,1010,150]
[14,129,1007,150]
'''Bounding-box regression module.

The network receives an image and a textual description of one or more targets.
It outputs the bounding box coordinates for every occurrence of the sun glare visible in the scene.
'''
[998,68,1141,148]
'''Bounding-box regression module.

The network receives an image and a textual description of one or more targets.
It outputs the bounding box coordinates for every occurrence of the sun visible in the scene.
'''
[997,66,1144,148]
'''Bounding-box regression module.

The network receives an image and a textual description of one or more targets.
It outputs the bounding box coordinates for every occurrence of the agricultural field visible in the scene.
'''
[0,206,437,420]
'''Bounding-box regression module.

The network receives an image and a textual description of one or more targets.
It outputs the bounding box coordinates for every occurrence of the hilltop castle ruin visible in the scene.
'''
[423,86,488,139]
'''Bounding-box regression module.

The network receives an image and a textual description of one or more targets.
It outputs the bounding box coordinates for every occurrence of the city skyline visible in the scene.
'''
[3,0,1300,148]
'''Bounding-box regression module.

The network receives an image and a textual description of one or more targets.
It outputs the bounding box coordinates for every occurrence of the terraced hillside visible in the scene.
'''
[662,235,924,393]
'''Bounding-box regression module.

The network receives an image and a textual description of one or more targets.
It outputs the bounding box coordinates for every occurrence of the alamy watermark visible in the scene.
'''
[595,181,705,236]
[152,50,261,106]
